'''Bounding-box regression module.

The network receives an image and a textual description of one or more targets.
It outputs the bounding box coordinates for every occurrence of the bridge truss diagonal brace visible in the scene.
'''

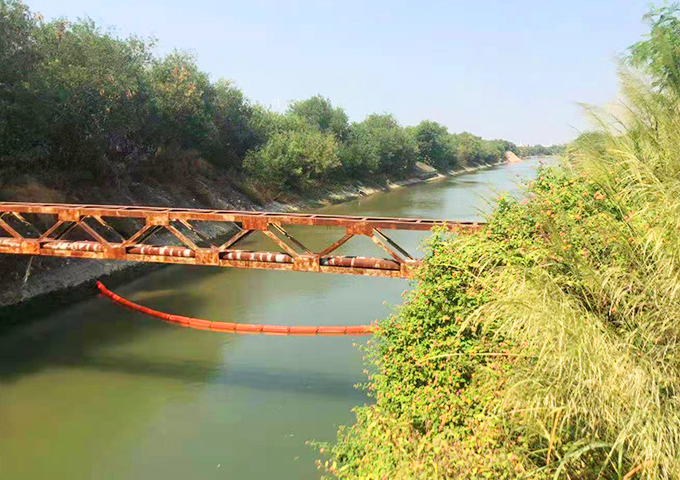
[262,229,301,257]
[318,233,354,256]
[165,223,200,251]
[372,228,414,261]
[218,228,253,251]
[92,215,126,242]
[10,212,43,237]
[368,228,417,265]
[77,218,111,248]
[179,219,215,247]
[0,215,23,239]
[270,224,312,254]
[40,220,78,242]
[121,224,162,248]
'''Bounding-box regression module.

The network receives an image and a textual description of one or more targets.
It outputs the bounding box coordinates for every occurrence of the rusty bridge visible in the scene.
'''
[0,202,482,279]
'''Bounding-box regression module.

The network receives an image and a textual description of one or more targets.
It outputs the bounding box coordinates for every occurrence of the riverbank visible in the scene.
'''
[277,160,506,210]
[0,158,509,324]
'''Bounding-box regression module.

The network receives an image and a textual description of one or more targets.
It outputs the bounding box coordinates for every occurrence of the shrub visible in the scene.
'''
[412,120,457,170]
[288,95,350,141]
[243,129,340,193]
[344,114,417,177]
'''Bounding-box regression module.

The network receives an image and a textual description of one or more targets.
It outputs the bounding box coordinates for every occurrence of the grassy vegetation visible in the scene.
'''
[0,0,564,203]
[317,5,680,479]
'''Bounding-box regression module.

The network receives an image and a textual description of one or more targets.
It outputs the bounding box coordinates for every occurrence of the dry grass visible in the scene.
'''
[469,71,680,478]
[0,179,65,203]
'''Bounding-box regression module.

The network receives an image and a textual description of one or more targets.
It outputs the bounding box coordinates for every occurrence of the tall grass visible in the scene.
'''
[470,68,680,478]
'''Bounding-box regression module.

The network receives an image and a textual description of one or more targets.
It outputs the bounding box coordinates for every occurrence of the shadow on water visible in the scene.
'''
[0,290,222,383]
[6,352,367,401]
[0,283,366,402]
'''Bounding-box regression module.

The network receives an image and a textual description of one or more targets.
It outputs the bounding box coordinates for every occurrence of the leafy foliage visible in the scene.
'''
[628,3,680,93]
[244,129,340,191]
[518,143,566,157]
[412,120,457,170]
[450,131,510,167]
[288,95,349,141]
[0,0,43,154]
[342,114,417,176]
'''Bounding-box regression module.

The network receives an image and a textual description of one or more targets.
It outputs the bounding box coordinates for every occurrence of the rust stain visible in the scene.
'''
[0,202,484,279]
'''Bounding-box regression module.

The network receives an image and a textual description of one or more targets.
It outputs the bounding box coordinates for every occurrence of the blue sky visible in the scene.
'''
[26,0,651,144]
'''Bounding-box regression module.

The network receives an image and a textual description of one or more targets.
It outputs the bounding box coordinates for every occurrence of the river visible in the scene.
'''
[0,158,547,480]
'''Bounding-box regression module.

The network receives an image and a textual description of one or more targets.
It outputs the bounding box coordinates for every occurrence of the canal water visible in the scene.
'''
[0,158,546,479]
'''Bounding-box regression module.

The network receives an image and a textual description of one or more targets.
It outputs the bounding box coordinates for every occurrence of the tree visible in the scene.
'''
[288,95,349,141]
[518,144,565,157]
[489,139,519,156]
[36,17,153,166]
[0,0,44,155]
[628,3,680,94]
[209,80,268,168]
[345,114,417,176]
[450,132,484,167]
[244,129,340,192]
[147,51,217,155]
[413,120,456,170]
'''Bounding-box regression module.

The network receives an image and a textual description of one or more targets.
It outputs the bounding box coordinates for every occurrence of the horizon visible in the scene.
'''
[25,0,651,145]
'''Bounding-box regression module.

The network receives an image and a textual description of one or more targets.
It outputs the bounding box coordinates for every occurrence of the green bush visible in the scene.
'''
[343,114,417,177]
[0,1,273,178]
[0,0,44,155]
[412,120,457,170]
[288,95,350,141]
[243,129,340,193]
[209,80,268,168]
[147,51,216,152]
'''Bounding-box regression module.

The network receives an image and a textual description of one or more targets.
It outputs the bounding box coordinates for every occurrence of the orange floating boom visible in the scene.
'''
[96,281,374,336]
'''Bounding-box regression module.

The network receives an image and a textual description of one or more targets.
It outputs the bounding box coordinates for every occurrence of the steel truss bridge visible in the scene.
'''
[0,202,482,279]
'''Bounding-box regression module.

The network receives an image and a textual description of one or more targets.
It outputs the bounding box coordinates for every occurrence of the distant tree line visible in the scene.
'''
[0,0,561,197]
[518,144,565,157]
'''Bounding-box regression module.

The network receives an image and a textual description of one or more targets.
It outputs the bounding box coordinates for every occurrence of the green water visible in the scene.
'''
[0,158,547,479]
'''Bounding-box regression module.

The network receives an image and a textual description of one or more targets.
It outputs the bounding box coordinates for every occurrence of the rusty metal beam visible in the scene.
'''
[77,218,112,248]
[370,233,405,264]
[317,233,354,256]
[92,215,126,241]
[51,221,77,241]
[0,202,483,232]
[0,201,485,279]
[262,229,300,258]
[271,223,312,254]
[121,224,161,247]
[165,224,200,251]
[178,219,214,246]
[0,216,22,239]
[373,228,414,261]
[218,228,253,251]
